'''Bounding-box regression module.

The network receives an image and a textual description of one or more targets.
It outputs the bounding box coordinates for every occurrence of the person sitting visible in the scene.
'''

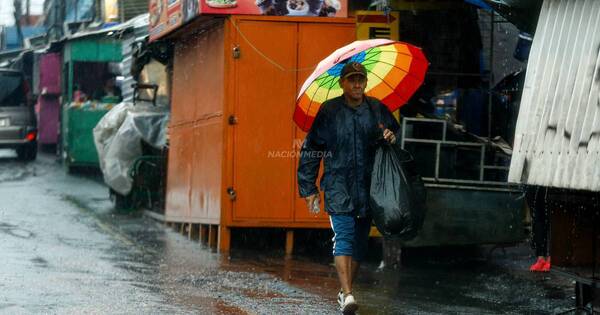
[93,75,122,102]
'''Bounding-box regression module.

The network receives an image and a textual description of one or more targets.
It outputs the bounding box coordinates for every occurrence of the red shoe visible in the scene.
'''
[541,257,551,272]
[529,257,547,272]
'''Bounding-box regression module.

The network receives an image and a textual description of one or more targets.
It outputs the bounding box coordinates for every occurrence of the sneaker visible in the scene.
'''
[337,290,344,309]
[529,257,547,272]
[341,293,358,314]
[541,257,551,272]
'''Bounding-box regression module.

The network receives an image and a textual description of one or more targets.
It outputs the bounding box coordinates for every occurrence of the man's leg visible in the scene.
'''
[330,214,355,294]
[350,217,372,288]
[330,214,362,313]
[335,255,353,294]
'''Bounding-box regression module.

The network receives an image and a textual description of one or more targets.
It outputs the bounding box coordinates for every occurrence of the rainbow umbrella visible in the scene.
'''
[294,39,429,132]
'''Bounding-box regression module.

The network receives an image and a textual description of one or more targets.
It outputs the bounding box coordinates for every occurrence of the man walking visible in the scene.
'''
[297,62,399,313]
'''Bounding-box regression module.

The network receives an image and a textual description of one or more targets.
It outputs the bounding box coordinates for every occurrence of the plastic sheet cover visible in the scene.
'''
[93,102,169,195]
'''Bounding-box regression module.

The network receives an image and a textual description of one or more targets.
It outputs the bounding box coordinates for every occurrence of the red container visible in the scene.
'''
[37,96,60,144]
[166,16,356,251]
[39,53,61,95]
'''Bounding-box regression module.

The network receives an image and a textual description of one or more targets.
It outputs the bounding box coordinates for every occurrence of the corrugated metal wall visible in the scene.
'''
[122,0,148,21]
[508,0,600,191]
[121,36,135,103]
[120,14,149,103]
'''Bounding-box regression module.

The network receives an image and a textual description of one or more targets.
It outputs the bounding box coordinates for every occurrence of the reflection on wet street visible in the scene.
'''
[0,151,575,314]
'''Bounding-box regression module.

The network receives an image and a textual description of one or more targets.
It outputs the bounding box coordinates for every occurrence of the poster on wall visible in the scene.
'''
[104,0,120,22]
[149,0,185,41]
[200,0,347,17]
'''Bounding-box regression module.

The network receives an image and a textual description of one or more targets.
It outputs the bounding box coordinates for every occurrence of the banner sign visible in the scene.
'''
[150,0,348,41]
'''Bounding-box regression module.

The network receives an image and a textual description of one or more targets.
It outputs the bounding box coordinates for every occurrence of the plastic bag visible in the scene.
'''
[93,101,169,195]
[370,143,426,240]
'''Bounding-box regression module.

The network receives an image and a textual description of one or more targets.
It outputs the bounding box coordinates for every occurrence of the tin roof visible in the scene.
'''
[65,14,148,40]
[508,0,600,191]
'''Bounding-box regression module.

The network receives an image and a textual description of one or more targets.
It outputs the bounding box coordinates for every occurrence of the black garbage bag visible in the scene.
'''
[370,142,426,240]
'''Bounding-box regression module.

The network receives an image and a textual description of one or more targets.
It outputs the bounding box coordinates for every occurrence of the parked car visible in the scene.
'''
[0,69,37,160]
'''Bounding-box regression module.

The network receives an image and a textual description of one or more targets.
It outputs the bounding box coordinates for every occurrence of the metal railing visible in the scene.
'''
[400,118,510,187]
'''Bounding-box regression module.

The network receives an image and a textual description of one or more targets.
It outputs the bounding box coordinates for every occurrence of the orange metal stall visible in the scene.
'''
[166,16,355,252]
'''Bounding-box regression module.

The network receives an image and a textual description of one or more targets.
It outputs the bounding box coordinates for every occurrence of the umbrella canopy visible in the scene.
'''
[294,39,429,132]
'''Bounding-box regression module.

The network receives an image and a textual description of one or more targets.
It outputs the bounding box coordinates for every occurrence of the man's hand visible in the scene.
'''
[383,128,396,144]
[305,193,320,215]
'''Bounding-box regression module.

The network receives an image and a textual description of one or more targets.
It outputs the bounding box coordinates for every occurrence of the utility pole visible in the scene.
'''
[47,0,65,40]
[13,0,24,47]
[25,0,30,25]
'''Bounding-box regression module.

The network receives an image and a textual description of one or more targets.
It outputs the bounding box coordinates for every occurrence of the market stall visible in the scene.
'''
[61,32,123,171]
[160,14,354,252]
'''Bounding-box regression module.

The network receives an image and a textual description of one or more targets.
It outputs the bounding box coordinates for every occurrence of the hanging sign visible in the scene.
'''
[356,11,399,41]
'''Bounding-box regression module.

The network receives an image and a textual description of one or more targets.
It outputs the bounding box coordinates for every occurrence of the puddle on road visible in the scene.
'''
[0,304,18,311]
[30,257,49,268]
[0,152,582,314]
[0,149,55,183]
[91,212,574,314]
[38,160,576,315]
[90,214,338,313]
[0,222,35,239]
[169,295,249,314]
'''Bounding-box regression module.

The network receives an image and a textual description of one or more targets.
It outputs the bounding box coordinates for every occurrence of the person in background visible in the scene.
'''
[527,186,551,272]
[297,62,399,314]
[93,74,122,102]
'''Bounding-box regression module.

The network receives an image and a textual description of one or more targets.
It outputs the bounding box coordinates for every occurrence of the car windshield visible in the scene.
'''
[0,72,25,106]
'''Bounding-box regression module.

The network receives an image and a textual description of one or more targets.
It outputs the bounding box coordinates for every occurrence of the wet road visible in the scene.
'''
[0,151,577,314]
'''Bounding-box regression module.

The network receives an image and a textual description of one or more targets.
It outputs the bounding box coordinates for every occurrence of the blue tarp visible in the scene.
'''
[2,26,46,50]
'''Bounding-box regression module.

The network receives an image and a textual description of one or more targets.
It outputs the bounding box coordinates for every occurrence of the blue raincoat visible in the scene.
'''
[297,96,400,217]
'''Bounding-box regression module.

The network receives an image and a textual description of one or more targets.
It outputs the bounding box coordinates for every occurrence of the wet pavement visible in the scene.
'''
[0,150,582,314]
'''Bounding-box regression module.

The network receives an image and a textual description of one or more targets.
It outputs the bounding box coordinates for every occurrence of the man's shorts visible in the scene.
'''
[329,214,372,262]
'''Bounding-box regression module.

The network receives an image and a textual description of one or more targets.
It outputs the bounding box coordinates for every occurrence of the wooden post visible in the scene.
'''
[188,223,200,240]
[208,225,217,248]
[200,224,208,243]
[219,226,231,253]
[285,230,294,257]
[282,254,293,280]
[180,222,185,234]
